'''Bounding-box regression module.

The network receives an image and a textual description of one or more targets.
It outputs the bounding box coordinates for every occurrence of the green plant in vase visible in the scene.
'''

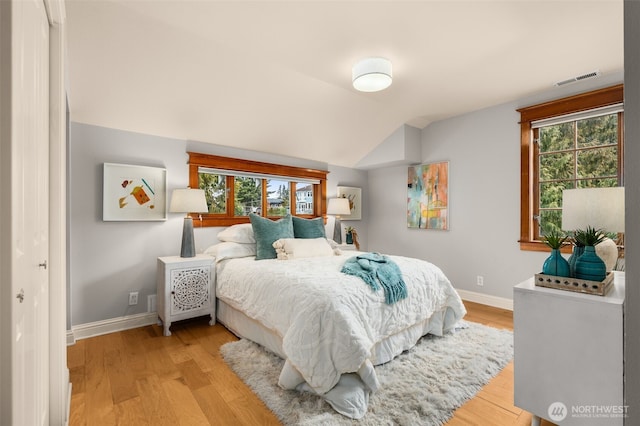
[541,229,570,277]
[574,226,606,247]
[573,226,607,282]
[344,226,355,245]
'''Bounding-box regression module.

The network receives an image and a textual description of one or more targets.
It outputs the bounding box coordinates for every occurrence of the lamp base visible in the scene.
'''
[180,217,196,257]
[333,217,342,244]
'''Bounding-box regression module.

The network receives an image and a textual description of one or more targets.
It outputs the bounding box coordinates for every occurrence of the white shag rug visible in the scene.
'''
[220,321,513,425]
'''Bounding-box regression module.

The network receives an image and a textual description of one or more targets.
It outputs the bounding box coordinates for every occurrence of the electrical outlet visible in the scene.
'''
[129,291,139,306]
[476,276,484,286]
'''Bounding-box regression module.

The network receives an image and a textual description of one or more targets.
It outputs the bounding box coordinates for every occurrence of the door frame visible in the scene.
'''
[0,0,69,424]
[46,0,70,423]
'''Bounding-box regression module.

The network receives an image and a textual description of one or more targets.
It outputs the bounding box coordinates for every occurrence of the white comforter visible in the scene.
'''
[216,252,466,417]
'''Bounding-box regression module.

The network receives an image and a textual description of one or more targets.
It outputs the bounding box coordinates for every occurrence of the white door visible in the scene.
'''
[10,0,50,424]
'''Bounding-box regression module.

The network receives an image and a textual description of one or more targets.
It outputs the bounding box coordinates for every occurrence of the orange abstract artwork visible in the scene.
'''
[116,178,155,210]
[407,162,449,230]
[103,163,166,221]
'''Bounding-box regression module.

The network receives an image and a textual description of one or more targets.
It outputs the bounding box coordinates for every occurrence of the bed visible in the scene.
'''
[205,218,466,419]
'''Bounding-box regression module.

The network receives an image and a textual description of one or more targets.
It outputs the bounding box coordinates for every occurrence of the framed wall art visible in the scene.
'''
[103,163,167,221]
[337,186,362,220]
[407,161,449,230]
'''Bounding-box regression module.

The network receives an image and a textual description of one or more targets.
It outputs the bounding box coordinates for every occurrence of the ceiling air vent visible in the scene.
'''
[554,70,601,87]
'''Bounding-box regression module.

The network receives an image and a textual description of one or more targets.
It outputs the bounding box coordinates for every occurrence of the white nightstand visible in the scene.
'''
[514,272,625,426]
[157,254,215,336]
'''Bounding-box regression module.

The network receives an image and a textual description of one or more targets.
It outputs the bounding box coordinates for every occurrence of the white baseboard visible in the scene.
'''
[66,312,158,345]
[456,289,513,311]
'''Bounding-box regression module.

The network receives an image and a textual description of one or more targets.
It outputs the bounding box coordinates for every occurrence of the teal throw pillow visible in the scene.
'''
[292,216,326,239]
[249,213,294,260]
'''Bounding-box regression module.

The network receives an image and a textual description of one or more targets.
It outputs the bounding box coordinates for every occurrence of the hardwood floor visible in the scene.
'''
[68,301,555,425]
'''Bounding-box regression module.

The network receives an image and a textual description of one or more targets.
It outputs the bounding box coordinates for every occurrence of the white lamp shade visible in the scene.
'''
[169,188,208,214]
[327,198,351,215]
[352,57,392,92]
[562,187,625,232]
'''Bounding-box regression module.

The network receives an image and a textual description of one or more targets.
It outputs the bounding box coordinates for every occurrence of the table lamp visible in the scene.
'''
[562,187,625,271]
[327,198,351,244]
[170,188,209,257]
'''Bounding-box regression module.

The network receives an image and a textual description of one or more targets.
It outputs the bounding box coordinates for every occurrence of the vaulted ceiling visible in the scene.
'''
[65,0,623,167]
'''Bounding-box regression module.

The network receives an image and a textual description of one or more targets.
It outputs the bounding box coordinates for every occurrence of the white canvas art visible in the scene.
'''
[337,186,362,220]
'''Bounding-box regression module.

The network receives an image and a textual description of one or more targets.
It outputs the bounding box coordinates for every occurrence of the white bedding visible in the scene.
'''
[215,251,466,418]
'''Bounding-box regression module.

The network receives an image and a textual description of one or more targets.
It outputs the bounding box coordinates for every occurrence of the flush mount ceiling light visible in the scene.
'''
[352,57,392,92]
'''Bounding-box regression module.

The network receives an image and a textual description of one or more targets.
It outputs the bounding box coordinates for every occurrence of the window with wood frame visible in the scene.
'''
[518,84,624,252]
[187,152,328,227]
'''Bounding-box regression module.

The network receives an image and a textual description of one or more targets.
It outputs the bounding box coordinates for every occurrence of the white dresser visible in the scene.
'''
[156,255,215,336]
[514,272,625,425]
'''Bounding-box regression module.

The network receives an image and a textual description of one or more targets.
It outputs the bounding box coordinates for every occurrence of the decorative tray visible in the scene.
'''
[534,272,614,296]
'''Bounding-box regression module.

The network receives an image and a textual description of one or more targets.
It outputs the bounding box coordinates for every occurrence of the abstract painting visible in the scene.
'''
[103,163,167,221]
[407,162,449,230]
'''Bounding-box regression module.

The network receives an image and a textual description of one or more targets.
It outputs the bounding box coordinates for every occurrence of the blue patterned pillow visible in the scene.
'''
[249,214,294,260]
[292,216,326,239]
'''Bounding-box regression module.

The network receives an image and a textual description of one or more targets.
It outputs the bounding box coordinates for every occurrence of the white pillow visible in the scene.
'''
[272,237,335,260]
[203,242,256,262]
[216,223,255,244]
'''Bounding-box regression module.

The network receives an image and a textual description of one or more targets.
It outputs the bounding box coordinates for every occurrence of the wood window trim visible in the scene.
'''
[517,84,624,252]
[188,152,328,227]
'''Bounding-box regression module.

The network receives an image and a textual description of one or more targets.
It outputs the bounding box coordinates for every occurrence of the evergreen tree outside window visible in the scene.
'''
[188,153,327,227]
[266,179,290,217]
[536,112,620,236]
[234,176,262,216]
[518,85,624,252]
[199,172,226,214]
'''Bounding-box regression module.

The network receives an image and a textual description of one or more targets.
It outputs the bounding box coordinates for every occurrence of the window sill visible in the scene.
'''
[519,240,573,254]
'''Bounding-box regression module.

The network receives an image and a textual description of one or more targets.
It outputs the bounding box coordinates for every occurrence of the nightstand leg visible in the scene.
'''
[209,314,215,326]
[531,415,541,426]
[163,323,171,337]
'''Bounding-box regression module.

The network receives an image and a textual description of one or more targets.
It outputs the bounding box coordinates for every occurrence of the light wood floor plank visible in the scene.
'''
[105,349,139,404]
[162,377,212,426]
[113,396,149,426]
[69,392,86,426]
[135,374,181,426]
[176,358,212,391]
[68,301,551,425]
[83,337,116,426]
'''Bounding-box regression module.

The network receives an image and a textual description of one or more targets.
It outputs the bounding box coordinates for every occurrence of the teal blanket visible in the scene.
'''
[341,252,408,304]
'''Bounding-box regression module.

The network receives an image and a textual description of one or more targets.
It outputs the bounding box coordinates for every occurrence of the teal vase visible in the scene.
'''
[567,245,585,278]
[346,232,353,244]
[575,246,606,282]
[542,249,570,277]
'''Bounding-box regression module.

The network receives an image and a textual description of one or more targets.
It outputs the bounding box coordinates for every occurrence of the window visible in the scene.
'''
[188,152,328,227]
[518,84,624,252]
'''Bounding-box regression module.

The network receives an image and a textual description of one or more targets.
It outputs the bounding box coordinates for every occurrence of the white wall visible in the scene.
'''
[367,71,624,301]
[69,123,189,325]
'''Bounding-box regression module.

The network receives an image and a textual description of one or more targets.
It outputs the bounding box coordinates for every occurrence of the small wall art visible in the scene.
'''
[103,163,167,221]
[337,186,362,220]
[407,161,449,230]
